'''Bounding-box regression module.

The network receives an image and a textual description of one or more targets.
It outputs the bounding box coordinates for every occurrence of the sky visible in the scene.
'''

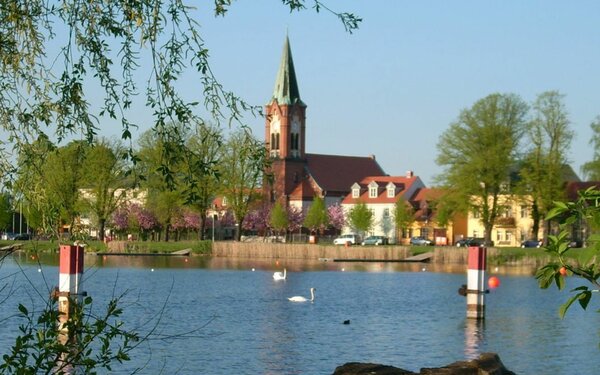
[99,1,600,186]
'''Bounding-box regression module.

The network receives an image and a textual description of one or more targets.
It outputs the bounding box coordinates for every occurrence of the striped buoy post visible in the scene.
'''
[53,244,85,373]
[466,246,487,319]
[57,244,85,334]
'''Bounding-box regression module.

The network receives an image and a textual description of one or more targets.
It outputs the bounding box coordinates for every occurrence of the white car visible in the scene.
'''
[333,234,360,245]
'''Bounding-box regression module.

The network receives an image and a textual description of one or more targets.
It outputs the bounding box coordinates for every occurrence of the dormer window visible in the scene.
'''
[368,181,379,198]
[386,182,396,198]
[351,182,361,198]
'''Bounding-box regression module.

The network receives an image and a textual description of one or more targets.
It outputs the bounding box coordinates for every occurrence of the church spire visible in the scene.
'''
[271,35,305,106]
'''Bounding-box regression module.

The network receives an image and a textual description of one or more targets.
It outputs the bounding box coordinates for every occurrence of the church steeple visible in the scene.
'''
[271,35,305,106]
[264,35,308,203]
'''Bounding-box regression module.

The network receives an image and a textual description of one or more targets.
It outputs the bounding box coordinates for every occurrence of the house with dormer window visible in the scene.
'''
[341,172,427,242]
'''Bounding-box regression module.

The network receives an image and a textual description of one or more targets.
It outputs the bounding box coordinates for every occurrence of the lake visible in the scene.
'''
[1,253,599,374]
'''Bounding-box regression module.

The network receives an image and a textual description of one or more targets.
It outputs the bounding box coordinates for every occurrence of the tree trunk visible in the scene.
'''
[98,219,106,241]
[484,222,494,247]
[531,200,541,240]
[235,219,243,241]
[199,214,207,240]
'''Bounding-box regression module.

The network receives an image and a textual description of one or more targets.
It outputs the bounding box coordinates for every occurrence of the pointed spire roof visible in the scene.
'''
[270,35,305,106]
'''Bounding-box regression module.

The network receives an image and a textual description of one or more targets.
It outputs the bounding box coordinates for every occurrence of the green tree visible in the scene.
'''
[581,116,600,180]
[80,139,131,241]
[0,192,11,231]
[184,122,223,240]
[13,136,61,236]
[270,201,289,238]
[43,141,89,236]
[219,129,268,241]
[347,201,373,236]
[393,197,414,243]
[536,187,600,318]
[520,91,573,241]
[137,129,186,241]
[303,195,329,234]
[435,93,528,246]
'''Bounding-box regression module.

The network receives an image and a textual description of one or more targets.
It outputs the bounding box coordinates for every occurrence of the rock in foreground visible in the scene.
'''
[332,353,515,375]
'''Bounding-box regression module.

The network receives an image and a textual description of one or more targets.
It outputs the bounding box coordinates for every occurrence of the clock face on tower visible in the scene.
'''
[271,112,281,132]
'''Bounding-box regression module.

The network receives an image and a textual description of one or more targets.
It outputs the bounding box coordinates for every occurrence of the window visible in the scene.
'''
[520,205,528,218]
[352,188,360,198]
[506,231,513,242]
[369,186,378,198]
[383,208,390,217]
[387,184,395,198]
[290,133,299,151]
[472,230,479,238]
[473,210,480,219]
[496,231,502,242]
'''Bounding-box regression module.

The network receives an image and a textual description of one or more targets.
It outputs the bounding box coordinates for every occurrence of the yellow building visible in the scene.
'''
[453,194,542,247]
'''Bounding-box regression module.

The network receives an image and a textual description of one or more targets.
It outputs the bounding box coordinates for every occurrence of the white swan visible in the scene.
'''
[288,288,316,302]
[273,268,286,280]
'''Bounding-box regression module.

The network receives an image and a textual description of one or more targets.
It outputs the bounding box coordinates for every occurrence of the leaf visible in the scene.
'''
[18,304,28,316]
[558,294,579,318]
[555,272,565,290]
[577,291,592,310]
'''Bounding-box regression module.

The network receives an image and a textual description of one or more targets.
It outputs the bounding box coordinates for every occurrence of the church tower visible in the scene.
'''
[265,36,307,202]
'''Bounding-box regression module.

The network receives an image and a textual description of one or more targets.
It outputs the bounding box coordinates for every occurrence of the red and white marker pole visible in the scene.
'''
[57,244,85,330]
[466,246,487,319]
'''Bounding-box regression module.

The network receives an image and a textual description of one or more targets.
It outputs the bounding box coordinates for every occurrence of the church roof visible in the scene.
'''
[305,153,385,194]
[270,35,305,106]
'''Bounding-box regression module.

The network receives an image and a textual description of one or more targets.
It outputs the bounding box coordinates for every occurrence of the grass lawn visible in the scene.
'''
[0,239,212,255]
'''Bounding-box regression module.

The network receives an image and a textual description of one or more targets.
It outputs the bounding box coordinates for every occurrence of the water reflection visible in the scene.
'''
[8,251,541,277]
[464,318,485,359]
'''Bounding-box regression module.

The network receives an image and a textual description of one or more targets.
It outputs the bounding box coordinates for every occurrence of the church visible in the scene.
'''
[264,36,386,210]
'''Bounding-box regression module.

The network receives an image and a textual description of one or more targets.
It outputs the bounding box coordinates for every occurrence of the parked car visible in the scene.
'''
[1,232,16,240]
[12,233,32,241]
[362,235,388,246]
[409,236,432,246]
[455,237,487,247]
[521,239,542,248]
[333,233,361,245]
[568,239,583,248]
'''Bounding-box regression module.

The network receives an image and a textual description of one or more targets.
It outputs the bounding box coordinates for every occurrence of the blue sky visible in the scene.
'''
[102,1,600,186]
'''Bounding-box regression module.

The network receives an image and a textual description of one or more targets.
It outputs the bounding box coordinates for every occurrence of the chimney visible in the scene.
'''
[406,170,414,178]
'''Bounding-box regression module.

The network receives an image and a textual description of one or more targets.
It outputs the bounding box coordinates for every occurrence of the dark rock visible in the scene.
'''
[332,353,515,375]
[332,362,415,374]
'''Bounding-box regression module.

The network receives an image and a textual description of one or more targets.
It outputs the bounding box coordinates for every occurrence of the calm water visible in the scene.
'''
[1,253,599,374]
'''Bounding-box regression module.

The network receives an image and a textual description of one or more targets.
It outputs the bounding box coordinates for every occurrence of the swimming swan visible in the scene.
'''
[273,268,287,280]
[288,288,316,302]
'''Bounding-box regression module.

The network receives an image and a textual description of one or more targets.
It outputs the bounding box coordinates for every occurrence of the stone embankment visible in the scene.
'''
[212,241,411,261]
[332,353,515,375]
[212,242,551,266]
